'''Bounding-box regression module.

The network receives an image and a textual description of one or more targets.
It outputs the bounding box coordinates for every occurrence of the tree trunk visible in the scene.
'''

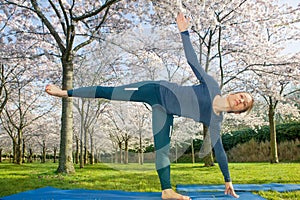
[57,56,75,174]
[75,136,79,164]
[28,148,33,163]
[175,140,178,163]
[94,150,98,163]
[84,147,88,165]
[83,123,88,165]
[191,138,195,164]
[0,148,2,162]
[84,126,88,165]
[12,139,17,163]
[269,104,279,163]
[41,140,46,163]
[80,139,84,168]
[138,132,143,165]
[53,147,57,163]
[22,138,26,163]
[138,151,144,165]
[202,125,215,167]
[80,104,84,168]
[198,32,215,167]
[84,146,88,165]
[16,129,23,165]
[124,139,129,164]
[118,142,123,164]
[90,133,94,165]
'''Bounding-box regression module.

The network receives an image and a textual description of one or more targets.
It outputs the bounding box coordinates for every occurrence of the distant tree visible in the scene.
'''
[0,76,52,164]
[1,0,139,173]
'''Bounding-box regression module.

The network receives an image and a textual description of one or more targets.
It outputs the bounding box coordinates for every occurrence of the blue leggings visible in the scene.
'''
[68,81,173,190]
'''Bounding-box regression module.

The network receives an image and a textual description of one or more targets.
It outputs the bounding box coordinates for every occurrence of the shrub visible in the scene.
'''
[222,122,300,151]
[227,139,300,162]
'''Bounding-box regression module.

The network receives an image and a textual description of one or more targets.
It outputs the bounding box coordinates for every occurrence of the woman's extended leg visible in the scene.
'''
[48,81,162,106]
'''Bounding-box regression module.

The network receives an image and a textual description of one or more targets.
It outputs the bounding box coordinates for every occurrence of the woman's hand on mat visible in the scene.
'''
[45,84,68,98]
[176,12,190,32]
[225,182,239,198]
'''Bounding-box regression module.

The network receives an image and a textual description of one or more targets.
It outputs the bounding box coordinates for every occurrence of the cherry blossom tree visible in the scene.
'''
[1,0,142,173]
[71,38,129,167]
[0,133,11,162]
[129,104,152,165]
[101,101,152,166]
[219,1,300,163]
[30,113,61,163]
[1,0,61,164]
[0,76,53,164]
[171,118,203,163]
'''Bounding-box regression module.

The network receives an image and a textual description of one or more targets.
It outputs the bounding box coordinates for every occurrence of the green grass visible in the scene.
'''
[0,162,299,199]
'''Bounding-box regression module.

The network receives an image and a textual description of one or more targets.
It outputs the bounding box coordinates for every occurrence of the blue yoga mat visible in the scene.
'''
[1,186,267,200]
[3,183,300,200]
[186,191,264,200]
[176,183,300,193]
[1,187,162,200]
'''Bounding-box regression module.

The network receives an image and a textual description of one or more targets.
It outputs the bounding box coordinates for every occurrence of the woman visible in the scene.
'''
[46,12,253,200]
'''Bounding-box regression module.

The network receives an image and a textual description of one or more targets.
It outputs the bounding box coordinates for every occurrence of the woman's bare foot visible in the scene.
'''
[161,189,191,200]
[45,84,68,98]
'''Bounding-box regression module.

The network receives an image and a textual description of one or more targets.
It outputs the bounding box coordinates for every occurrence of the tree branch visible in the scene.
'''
[218,0,248,22]
[224,61,297,85]
[283,89,300,97]
[217,26,224,88]
[3,0,35,12]
[72,0,121,22]
[73,7,111,53]
[58,0,70,29]
[48,0,67,36]
[30,0,65,52]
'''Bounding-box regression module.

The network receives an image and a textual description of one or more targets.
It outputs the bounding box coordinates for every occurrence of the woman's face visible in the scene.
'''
[227,92,253,113]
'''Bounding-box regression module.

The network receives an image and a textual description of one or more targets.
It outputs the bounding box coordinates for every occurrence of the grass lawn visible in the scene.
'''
[0,162,299,199]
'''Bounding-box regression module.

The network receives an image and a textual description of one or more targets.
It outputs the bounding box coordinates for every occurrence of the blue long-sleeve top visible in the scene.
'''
[159,31,231,182]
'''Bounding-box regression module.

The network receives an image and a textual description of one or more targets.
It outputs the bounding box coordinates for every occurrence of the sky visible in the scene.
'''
[278,0,299,7]
[280,0,300,7]
[278,0,300,55]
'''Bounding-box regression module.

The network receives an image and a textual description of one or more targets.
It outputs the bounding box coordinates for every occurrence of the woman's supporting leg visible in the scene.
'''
[152,105,173,190]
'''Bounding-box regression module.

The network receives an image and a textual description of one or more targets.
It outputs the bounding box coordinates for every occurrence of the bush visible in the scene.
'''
[227,139,300,162]
[222,122,300,151]
[180,122,300,163]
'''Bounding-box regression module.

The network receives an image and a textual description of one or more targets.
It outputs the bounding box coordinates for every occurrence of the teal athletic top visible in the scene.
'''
[159,31,231,182]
